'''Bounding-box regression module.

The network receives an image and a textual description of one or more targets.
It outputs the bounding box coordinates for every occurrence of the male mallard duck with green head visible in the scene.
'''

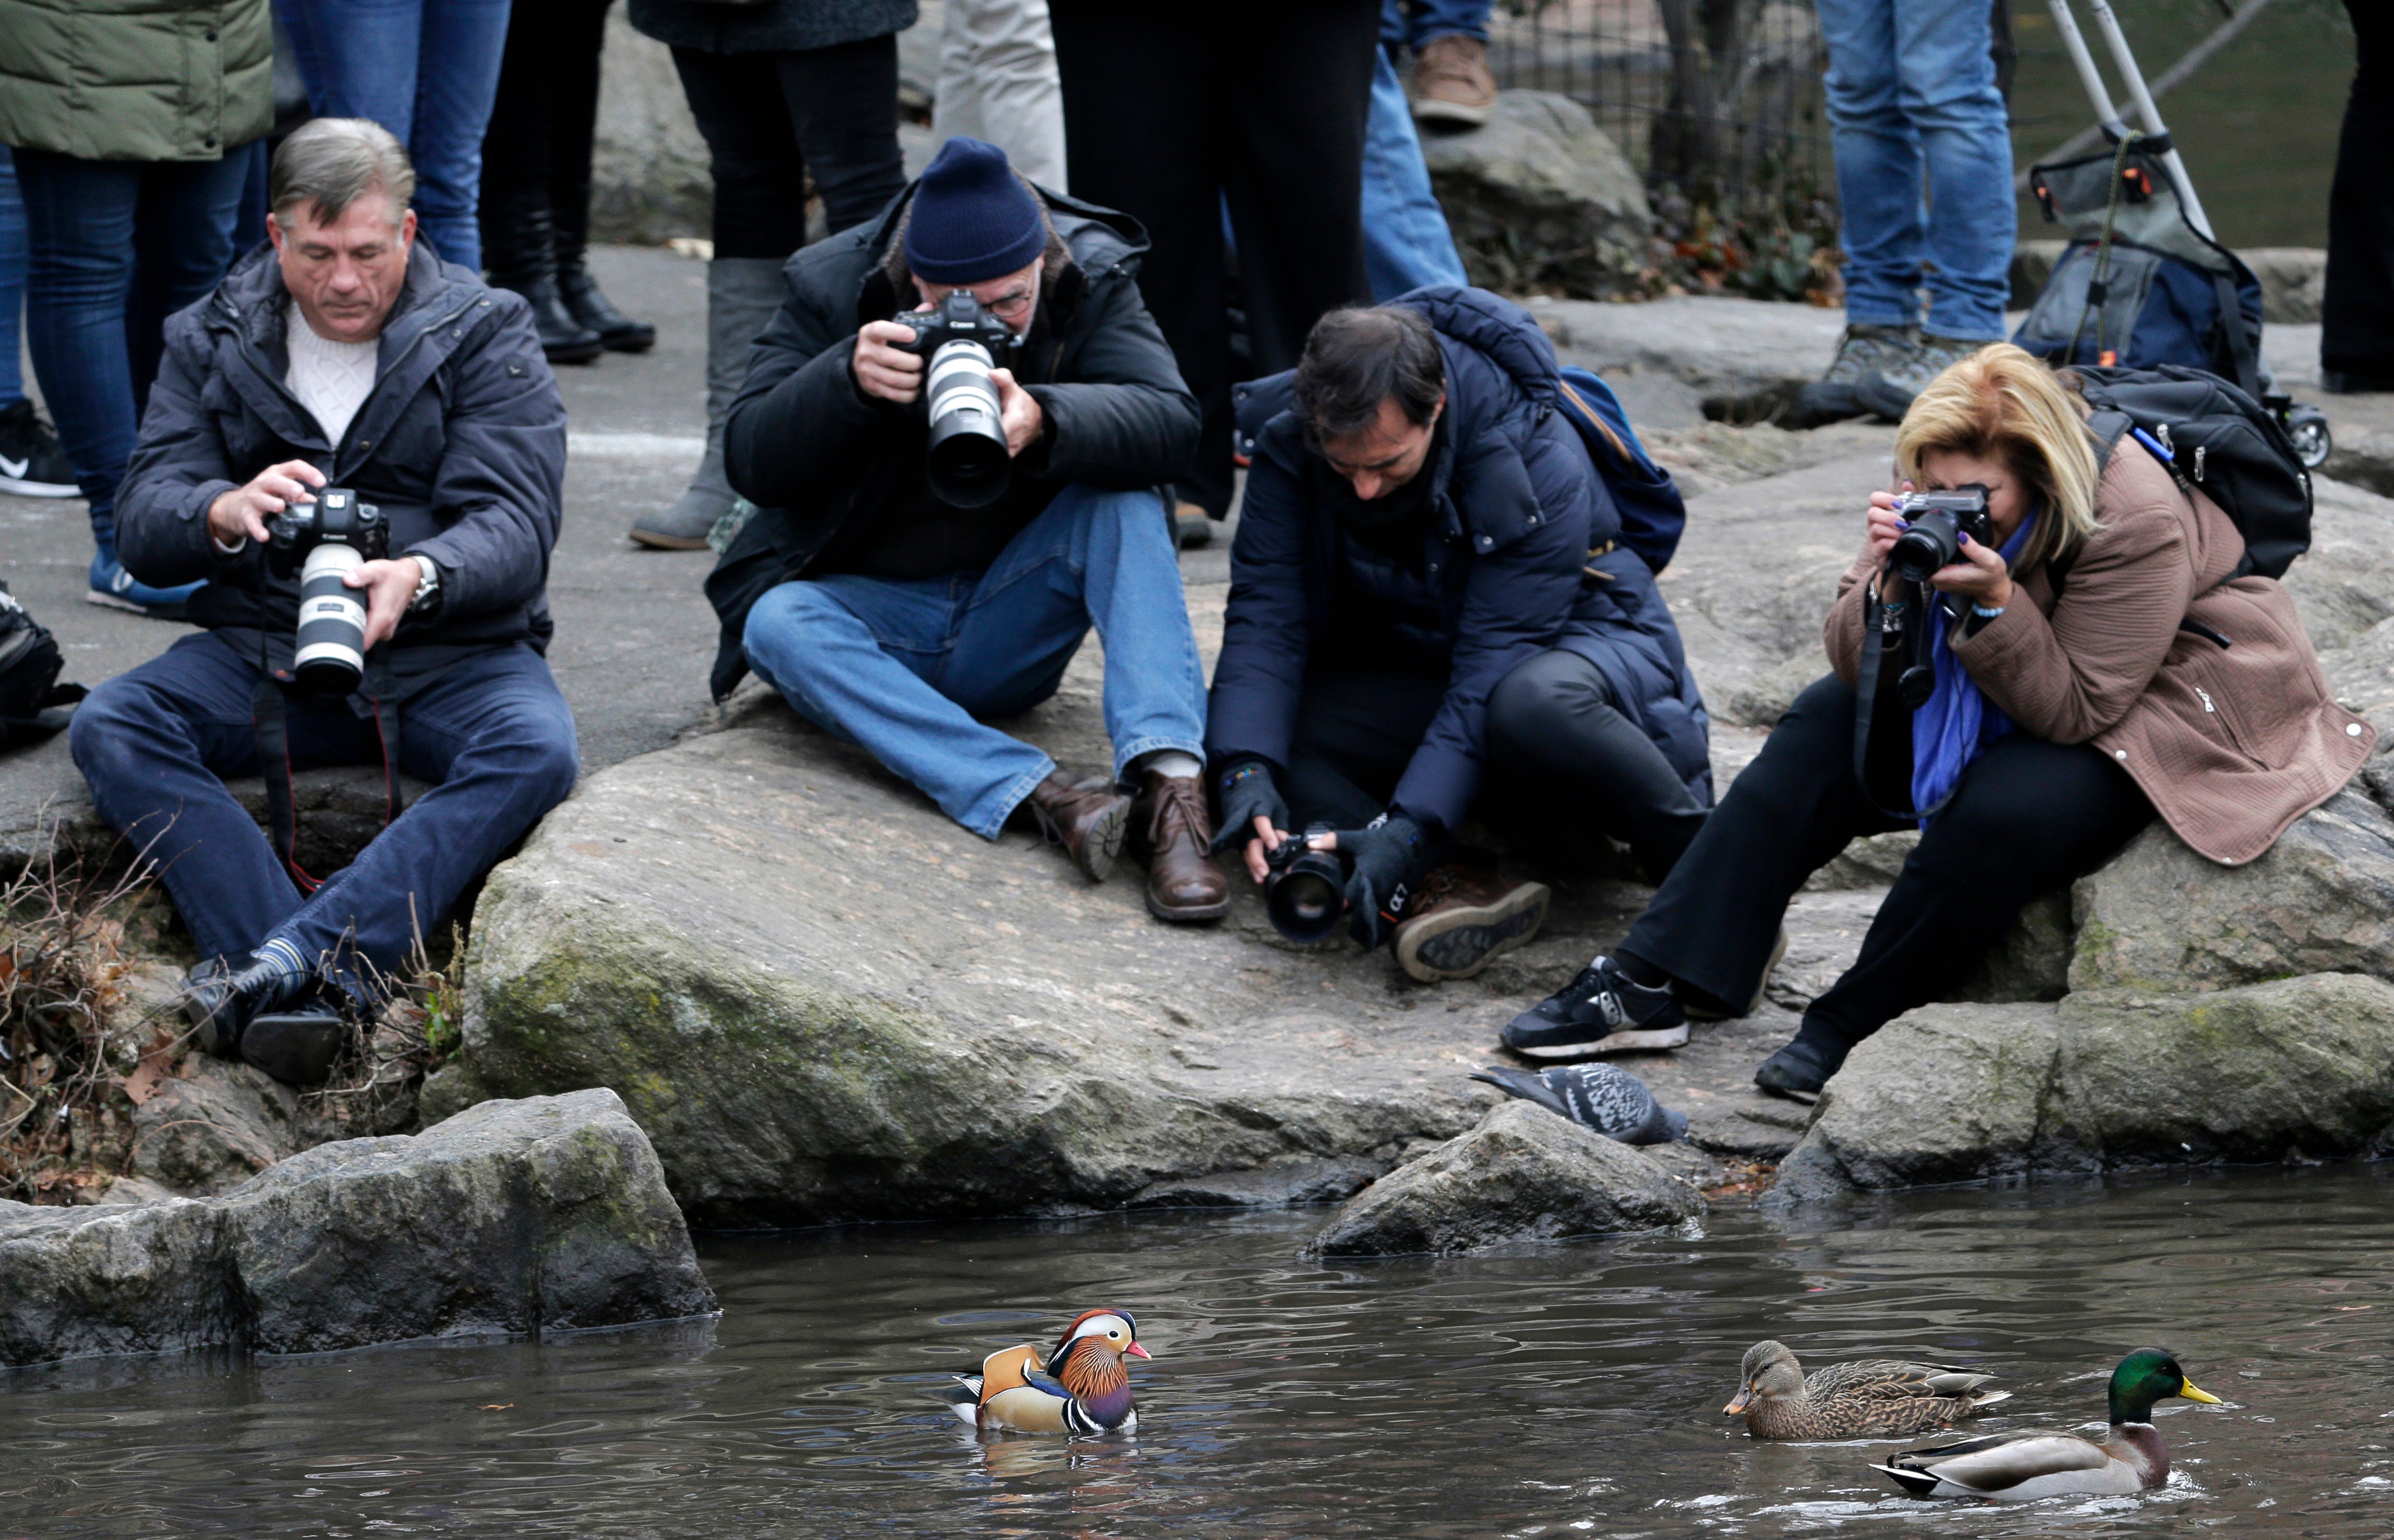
[1725,1340,2010,1439]
[941,1309,1150,1436]
[1872,1348,2221,1500]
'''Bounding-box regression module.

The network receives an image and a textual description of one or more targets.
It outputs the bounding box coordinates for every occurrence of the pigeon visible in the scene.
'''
[1470,1062,1688,1144]
[940,1308,1149,1435]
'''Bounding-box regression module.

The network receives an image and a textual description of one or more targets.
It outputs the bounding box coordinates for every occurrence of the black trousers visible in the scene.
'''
[479,0,612,258]
[1049,0,1379,518]
[669,37,908,259]
[1280,649,1713,881]
[1620,675,2153,1044]
[2324,0,2393,376]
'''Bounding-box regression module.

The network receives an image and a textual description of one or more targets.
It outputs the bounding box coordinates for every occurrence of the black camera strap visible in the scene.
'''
[250,649,404,896]
[1851,581,1969,825]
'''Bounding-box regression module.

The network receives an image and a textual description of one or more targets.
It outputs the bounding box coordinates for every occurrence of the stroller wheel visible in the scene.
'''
[2284,406,2333,471]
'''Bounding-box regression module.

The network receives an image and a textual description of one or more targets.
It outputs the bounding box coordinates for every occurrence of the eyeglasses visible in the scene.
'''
[981,287,1036,321]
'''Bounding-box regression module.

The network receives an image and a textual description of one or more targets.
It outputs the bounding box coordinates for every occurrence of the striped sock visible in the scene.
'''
[254,937,311,982]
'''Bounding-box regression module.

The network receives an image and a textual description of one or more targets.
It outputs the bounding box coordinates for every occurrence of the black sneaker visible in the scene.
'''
[1753,1032,1846,1101]
[1500,954,1688,1060]
[0,398,77,497]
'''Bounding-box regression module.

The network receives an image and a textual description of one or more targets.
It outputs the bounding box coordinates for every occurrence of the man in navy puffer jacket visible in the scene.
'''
[1207,288,1712,985]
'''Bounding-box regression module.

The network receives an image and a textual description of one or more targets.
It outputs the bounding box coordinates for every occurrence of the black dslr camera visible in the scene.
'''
[890,290,1017,509]
[1263,825,1350,945]
[267,487,386,694]
[1887,485,1994,584]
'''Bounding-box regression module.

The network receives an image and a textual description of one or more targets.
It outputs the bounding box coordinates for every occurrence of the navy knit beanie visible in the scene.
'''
[904,137,1048,285]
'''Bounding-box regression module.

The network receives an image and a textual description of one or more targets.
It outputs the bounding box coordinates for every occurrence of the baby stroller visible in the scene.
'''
[2010,0,2332,469]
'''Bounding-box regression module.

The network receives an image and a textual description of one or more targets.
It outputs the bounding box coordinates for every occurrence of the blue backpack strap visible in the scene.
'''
[1556,365,1686,574]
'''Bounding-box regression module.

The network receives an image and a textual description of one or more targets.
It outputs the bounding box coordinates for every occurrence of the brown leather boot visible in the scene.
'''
[1410,33,1497,127]
[1391,858,1550,983]
[1129,770,1229,922]
[1025,768,1132,882]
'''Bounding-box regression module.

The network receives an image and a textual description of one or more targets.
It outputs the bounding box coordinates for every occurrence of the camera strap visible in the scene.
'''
[1851,582,1966,825]
[250,654,405,895]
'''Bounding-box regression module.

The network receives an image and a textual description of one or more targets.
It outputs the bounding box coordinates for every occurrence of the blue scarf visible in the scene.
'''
[1910,510,2038,824]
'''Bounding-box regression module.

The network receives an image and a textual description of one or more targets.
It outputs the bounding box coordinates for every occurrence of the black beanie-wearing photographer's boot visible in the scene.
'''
[482,190,604,365]
[183,950,350,1087]
[552,163,655,353]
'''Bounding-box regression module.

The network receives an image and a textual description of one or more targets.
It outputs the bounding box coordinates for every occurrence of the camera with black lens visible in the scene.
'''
[891,290,1017,509]
[1263,825,1350,945]
[1887,485,1994,584]
[266,486,386,694]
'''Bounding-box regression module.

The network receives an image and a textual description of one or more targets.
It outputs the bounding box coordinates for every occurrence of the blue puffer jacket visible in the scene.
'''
[1207,287,1712,833]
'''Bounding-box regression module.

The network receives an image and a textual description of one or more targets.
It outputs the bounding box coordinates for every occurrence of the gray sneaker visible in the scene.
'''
[1790,323,1917,428]
[1856,333,1997,423]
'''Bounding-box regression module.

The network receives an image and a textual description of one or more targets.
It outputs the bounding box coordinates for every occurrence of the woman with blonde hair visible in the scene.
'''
[1501,343,2376,1095]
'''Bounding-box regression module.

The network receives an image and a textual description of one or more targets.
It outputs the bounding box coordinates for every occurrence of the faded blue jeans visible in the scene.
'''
[274,0,512,269]
[0,147,24,407]
[1816,0,2014,341]
[1380,0,1488,49]
[1363,40,1469,300]
[742,483,1208,839]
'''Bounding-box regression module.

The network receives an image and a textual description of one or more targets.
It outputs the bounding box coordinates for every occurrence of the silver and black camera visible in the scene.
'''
[1263,825,1349,945]
[1888,485,1995,584]
[891,290,1016,508]
[268,486,386,694]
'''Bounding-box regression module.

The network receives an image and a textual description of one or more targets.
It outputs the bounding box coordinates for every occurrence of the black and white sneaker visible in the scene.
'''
[0,399,77,497]
[1500,954,1688,1060]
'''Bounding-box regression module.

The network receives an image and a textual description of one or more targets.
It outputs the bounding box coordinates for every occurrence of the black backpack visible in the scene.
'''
[0,584,86,750]
[2067,365,2312,582]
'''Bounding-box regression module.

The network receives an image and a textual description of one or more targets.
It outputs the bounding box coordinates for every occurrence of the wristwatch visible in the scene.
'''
[407,555,442,614]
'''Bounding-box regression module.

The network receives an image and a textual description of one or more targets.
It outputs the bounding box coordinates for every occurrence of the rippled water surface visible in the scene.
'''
[6,1167,2394,1537]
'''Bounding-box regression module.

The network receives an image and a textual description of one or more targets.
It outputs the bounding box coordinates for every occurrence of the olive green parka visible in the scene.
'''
[0,0,271,162]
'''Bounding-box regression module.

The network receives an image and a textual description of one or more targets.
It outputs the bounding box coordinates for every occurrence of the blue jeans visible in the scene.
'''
[0,147,25,407]
[273,0,513,270]
[70,632,580,1001]
[1363,41,1469,301]
[742,484,1208,840]
[11,147,251,543]
[1381,0,1489,49]
[1816,0,2015,340]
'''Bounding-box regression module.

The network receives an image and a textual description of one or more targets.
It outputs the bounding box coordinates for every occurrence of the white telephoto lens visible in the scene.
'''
[925,342,1002,426]
[293,542,369,690]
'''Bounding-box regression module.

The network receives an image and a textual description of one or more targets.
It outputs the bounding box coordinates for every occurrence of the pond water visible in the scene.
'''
[5,1165,2394,1537]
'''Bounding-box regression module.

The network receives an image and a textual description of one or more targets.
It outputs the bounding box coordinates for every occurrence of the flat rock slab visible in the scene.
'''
[1304,1101,1704,1257]
[1774,973,2394,1198]
[0,1089,713,1366]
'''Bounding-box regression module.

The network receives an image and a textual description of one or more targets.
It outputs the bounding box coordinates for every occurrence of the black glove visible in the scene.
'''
[1322,813,1431,949]
[1209,757,1291,857]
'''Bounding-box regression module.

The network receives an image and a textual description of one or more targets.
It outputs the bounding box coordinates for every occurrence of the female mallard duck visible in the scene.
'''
[1725,1340,2010,1439]
[1873,1348,2221,1500]
[942,1309,1150,1436]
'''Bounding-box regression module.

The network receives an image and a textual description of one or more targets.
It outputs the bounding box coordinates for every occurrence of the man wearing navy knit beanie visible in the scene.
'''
[702,136,1229,922]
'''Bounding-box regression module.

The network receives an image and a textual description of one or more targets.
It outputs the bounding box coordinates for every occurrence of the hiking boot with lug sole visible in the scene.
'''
[1500,954,1688,1058]
[242,994,350,1087]
[1854,333,1996,423]
[1790,323,1917,428]
[1394,860,1550,982]
[184,953,309,1058]
[1026,768,1133,882]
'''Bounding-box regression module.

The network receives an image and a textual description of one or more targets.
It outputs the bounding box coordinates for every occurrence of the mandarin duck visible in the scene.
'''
[1873,1349,2220,1500]
[942,1308,1149,1436]
[1724,1339,2010,1439]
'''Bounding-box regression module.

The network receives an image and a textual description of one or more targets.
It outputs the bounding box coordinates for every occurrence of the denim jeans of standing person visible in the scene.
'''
[11,146,251,606]
[1380,0,1488,49]
[69,632,581,1003]
[741,484,1209,840]
[1815,0,2014,341]
[0,146,24,409]
[273,0,512,269]
[1362,39,1469,300]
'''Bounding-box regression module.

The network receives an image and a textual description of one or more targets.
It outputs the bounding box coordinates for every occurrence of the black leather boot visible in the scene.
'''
[554,158,655,353]
[483,189,604,365]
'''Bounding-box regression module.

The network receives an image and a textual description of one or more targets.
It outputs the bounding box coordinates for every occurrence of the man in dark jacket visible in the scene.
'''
[708,137,1225,922]
[67,120,576,1086]
[1209,290,1713,985]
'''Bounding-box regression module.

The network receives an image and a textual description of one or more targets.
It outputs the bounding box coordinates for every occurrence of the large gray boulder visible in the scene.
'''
[0,1090,713,1366]
[1773,973,2394,1198]
[1420,91,1651,299]
[2070,790,2394,993]
[1303,1102,1701,1257]
[590,11,712,244]
[442,715,1493,1228]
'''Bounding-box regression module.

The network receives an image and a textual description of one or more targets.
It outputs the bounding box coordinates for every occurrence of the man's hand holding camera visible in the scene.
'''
[209,463,426,650]
[855,312,1043,458]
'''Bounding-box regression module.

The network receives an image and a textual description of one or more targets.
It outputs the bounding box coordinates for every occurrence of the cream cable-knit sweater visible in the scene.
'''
[285,301,378,447]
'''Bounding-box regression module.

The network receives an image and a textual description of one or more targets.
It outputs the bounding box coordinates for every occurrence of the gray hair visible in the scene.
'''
[270,118,416,226]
